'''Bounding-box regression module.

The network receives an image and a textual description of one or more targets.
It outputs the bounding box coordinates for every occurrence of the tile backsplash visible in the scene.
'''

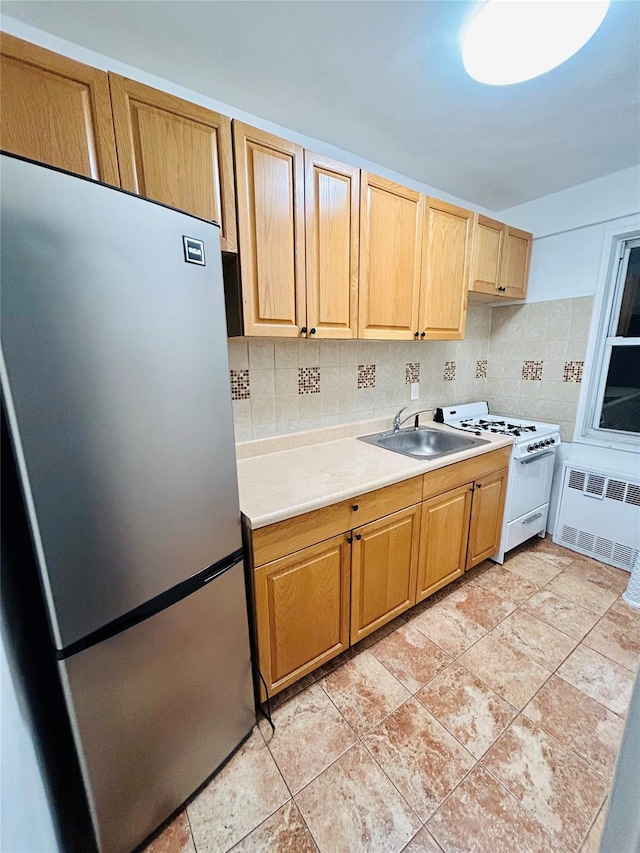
[228,298,593,443]
[485,296,593,441]
[228,305,492,441]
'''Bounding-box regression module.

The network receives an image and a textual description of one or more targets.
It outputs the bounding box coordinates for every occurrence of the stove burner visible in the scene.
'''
[455,417,542,438]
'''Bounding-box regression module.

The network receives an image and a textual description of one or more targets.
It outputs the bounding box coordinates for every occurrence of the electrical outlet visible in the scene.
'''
[410,382,419,401]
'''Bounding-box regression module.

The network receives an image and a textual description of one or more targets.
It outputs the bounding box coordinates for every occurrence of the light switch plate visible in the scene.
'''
[410,382,419,401]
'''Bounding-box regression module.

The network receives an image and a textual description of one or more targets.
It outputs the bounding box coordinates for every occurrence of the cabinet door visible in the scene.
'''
[0,34,119,184]
[305,152,359,338]
[233,122,306,337]
[109,75,236,252]
[470,214,505,296]
[420,198,473,340]
[351,504,421,642]
[416,484,473,602]
[254,535,350,696]
[358,173,424,339]
[466,468,509,568]
[500,226,532,300]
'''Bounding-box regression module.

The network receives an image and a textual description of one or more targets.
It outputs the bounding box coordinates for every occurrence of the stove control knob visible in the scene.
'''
[527,444,534,452]
[549,437,555,444]
[546,439,552,446]
[533,442,540,450]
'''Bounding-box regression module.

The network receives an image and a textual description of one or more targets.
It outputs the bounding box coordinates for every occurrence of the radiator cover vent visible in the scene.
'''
[626,484,640,506]
[606,479,626,501]
[554,464,640,573]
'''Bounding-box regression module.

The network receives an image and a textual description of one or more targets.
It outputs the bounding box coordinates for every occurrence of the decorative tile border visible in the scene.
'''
[476,360,488,379]
[444,361,456,381]
[522,360,543,381]
[358,364,376,389]
[405,362,420,384]
[563,360,584,383]
[230,369,250,400]
[298,366,320,395]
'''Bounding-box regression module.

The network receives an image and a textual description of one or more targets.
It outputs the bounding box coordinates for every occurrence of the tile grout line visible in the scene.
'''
[413,552,628,785]
[315,648,465,837]
[149,541,629,853]
[184,807,198,853]
[254,543,627,852]
[478,761,575,853]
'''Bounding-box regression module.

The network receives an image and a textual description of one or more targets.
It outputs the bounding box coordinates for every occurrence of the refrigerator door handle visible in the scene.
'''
[203,553,243,584]
[56,548,245,660]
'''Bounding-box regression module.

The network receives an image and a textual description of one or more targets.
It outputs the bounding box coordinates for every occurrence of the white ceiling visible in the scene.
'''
[3,0,639,210]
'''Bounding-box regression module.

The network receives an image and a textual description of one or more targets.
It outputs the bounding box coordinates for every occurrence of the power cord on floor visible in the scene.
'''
[256,666,275,734]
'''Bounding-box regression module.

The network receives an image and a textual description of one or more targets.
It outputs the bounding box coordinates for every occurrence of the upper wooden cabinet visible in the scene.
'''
[359,173,425,340]
[470,214,532,301]
[233,122,306,336]
[109,75,237,252]
[304,152,359,338]
[0,33,119,185]
[501,225,532,299]
[420,198,473,340]
[470,215,503,295]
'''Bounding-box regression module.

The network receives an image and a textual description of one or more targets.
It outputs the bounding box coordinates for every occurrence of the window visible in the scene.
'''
[584,236,640,442]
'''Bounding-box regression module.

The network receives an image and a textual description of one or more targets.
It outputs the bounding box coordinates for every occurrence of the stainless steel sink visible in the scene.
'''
[357,427,490,460]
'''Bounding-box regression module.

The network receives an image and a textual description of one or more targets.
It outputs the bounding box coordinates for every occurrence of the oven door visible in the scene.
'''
[507,450,556,522]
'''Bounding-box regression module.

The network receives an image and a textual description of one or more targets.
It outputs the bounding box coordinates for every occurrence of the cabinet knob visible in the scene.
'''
[347,535,353,544]
[498,286,506,292]
[476,482,482,488]
[414,331,419,338]
[309,327,316,335]
[355,533,362,541]
[352,504,359,511]
[301,326,308,334]
[420,331,426,339]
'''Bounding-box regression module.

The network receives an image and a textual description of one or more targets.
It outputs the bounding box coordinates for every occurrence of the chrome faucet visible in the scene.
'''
[392,407,435,432]
[392,407,409,432]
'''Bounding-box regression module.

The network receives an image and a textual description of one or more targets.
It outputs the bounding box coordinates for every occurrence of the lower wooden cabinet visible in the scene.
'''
[416,483,473,602]
[248,447,511,698]
[254,534,350,696]
[350,504,421,643]
[466,467,509,568]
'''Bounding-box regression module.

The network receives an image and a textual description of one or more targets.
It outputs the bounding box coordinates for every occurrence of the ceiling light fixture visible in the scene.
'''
[462,0,611,85]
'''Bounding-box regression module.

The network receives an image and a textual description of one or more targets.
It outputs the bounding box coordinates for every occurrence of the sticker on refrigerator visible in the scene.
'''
[183,236,206,265]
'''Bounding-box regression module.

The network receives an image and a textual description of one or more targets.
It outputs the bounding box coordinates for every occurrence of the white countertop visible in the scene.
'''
[237,419,513,530]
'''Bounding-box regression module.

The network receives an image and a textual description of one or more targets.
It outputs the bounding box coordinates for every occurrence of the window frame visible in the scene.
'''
[575,218,640,450]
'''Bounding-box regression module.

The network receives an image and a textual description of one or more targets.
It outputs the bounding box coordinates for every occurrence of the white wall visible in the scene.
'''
[498,177,640,532]
[0,15,493,216]
[1,633,60,853]
[521,225,612,302]
[499,165,640,238]
[498,166,640,304]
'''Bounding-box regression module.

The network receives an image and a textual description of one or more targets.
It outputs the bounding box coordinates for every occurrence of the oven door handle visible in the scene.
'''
[522,512,544,525]
[519,450,555,465]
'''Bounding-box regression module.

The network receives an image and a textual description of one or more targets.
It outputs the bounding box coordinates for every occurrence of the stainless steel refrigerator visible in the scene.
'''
[1,153,256,853]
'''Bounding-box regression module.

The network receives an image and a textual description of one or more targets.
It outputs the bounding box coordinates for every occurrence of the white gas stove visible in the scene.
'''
[435,402,561,562]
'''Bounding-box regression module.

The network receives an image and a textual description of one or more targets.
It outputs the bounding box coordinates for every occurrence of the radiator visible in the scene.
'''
[553,463,640,572]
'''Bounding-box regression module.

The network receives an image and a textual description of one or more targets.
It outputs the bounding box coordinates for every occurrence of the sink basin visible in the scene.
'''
[357,427,490,461]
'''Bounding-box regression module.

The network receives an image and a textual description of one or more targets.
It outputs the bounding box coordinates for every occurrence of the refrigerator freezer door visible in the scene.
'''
[59,558,255,853]
[1,155,242,648]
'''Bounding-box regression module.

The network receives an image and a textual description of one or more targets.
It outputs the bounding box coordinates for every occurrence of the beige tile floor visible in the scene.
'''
[143,537,639,853]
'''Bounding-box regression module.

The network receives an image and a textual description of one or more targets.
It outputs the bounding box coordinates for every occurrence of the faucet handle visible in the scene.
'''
[393,406,408,432]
